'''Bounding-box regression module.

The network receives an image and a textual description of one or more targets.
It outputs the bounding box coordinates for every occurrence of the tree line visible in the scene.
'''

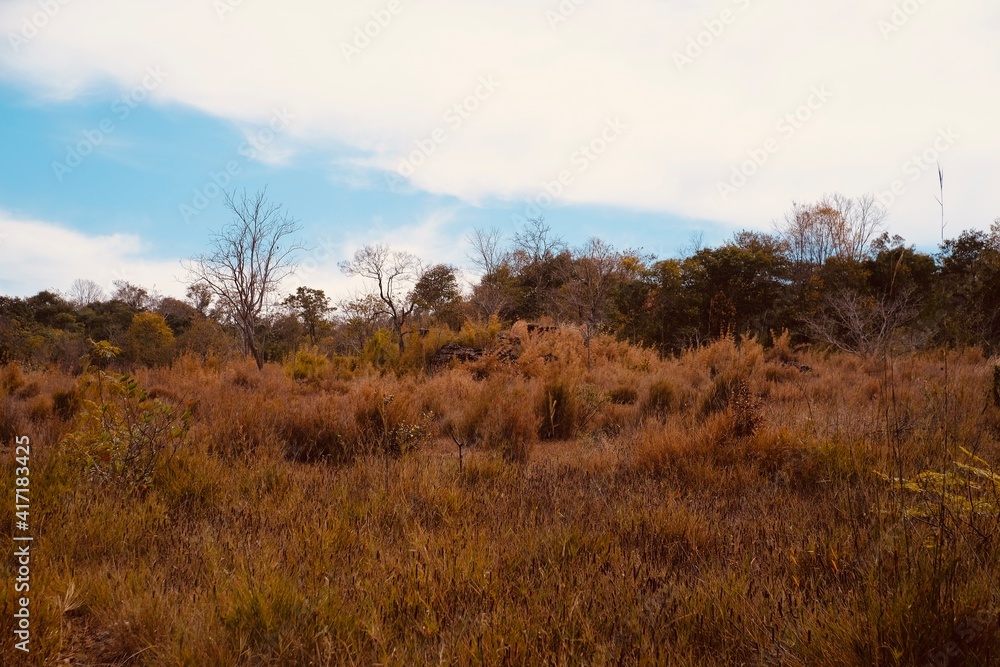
[3,189,999,370]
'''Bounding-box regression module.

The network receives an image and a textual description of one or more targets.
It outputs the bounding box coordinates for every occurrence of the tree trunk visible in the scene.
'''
[395,321,406,354]
[249,340,264,370]
[242,322,264,370]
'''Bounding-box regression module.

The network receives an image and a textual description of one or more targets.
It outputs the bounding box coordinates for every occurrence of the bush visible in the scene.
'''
[128,312,176,367]
[992,364,1000,408]
[0,393,20,443]
[730,378,764,439]
[279,399,350,464]
[700,372,742,416]
[288,347,328,381]
[63,341,190,490]
[354,388,431,457]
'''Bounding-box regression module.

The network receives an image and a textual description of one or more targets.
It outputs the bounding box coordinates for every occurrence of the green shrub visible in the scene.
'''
[63,341,190,490]
[288,347,328,381]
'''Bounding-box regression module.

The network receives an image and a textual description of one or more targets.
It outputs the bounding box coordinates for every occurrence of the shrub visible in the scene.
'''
[354,389,431,457]
[992,364,1000,409]
[230,364,261,389]
[128,312,176,367]
[288,347,328,381]
[63,341,190,490]
[700,372,742,416]
[730,378,764,439]
[0,393,20,443]
[279,399,350,464]
[361,329,399,369]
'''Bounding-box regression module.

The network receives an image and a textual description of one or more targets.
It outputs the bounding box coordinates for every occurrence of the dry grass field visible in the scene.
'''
[2,328,999,665]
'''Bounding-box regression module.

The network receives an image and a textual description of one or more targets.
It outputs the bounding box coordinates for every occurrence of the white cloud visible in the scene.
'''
[0,213,185,297]
[289,208,467,299]
[2,0,998,246]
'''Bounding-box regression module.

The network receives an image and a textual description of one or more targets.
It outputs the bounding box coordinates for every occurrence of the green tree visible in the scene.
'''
[282,286,333,345]
[684,232,789,342]
[412,264,462,329]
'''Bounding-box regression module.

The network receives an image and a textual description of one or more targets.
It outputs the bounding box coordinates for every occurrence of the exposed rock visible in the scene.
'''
[430,343,483,366]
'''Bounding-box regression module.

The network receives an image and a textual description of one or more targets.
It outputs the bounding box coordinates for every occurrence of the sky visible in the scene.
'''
[0,0,997,299]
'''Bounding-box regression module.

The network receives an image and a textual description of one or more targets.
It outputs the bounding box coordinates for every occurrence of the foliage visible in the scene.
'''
[127,312,175,367]
[62,341,190,490]
[282,286,332,345]
[877,448,1000,532]
[287,346,328,381]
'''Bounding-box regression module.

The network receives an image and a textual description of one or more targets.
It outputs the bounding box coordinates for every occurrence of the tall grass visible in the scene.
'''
[0,332,997,665]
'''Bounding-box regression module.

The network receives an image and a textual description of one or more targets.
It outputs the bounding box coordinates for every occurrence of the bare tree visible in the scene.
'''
[467,226,507,277]
[339,244,419,353]
[68,278,105,308]
[337,294,387,354]
[471,281,510,320]
[806,287,918,358]
[777,193,886,266]
[184,189,304,369]
[512,216,565,265]
[509,217,568,319]
[559,237,621,368]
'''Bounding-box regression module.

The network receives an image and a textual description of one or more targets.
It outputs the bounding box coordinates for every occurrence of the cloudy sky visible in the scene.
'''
[0,0,997,298]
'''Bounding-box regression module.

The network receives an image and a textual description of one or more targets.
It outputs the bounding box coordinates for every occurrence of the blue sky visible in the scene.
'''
[1,0,997,299]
